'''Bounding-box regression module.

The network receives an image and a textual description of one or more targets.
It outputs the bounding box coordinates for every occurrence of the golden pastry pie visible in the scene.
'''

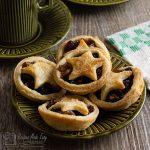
[38,95,99,131]
[14,56,66,102]
[89,66,144,111]
[56,35,111,62]
[53,48,111,95]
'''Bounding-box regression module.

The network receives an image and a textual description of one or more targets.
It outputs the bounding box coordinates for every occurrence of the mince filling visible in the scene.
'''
[106,75,134,102]
[64,40,80,54]
[64,39,96,54]
[92,53,99,58]
[46,101,56,109]
[21,74,61,95]
[95,90,101,99]
[50,105,94,116]
[97,67,102,79]
[88,105,94,113]
[124,67,132,71]
[58,63,73,80]
[50,109,83,116]
[58,63,102,84]
[22,62,35,68]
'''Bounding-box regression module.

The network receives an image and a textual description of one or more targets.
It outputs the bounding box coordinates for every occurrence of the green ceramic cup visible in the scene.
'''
[0,0,52,46]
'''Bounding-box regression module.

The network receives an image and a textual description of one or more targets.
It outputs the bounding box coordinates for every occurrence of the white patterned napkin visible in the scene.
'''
[106,21,150,89]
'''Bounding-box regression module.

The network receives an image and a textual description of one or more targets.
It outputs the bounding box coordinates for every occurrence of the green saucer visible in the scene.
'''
[0,0,71,59]
[65,0,128,6]
[12,52,146,139]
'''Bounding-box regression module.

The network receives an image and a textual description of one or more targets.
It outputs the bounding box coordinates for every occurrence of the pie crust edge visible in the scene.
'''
[14,56,66,102]
[56,35,111,62]
[38,95,99,131]
[54,49,112,95]
[89,67,144,111]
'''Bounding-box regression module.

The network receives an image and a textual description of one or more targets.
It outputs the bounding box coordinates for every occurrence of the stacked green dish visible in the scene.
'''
[0,0,71,59]
[65,0,128,6]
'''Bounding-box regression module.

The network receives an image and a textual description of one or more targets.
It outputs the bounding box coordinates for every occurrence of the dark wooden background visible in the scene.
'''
[0,0,150,149]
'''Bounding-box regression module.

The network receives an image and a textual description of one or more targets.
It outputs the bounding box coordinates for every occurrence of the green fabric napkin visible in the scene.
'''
[106,21,150,89]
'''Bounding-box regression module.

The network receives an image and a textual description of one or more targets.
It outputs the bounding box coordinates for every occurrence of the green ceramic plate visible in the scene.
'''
[65,0,128,6]
[0,0,71,59]
[12,52,146,139]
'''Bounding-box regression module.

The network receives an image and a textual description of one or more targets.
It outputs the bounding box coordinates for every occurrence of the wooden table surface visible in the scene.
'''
[1,0,150,149]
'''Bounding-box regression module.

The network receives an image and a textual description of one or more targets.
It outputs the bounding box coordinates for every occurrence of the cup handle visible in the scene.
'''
[37,0,53,10]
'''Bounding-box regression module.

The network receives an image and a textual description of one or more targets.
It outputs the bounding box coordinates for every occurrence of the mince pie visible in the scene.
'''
[14,56,66,102]
[56,35,111,62]
[53,48,111,95]
[38,95,99,131]
[89,67,144,111]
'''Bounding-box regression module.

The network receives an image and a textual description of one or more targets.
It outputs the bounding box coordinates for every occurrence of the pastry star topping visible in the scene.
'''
[50,97,89,115]
[67,51,103,81]
[21,62,55,89]
[76,39,89,49]
[101,70,133,101]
